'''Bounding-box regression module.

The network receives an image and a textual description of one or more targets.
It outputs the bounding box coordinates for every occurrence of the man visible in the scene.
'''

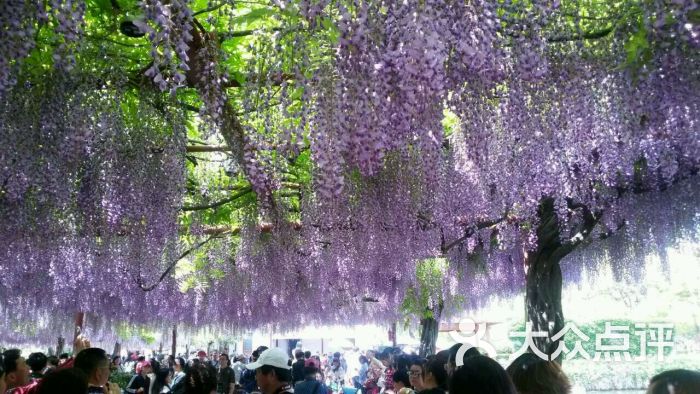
[211,352,220,368]
[245,348,293,394]
[197,351,208,364]
[25,353,47,381]
[293,360,327,394]
[2,349,31,393]
[73,347,120,394]
[291,350,305,385]
[217,354,236,394]
[231,355,246,385]
[240,350,259,393]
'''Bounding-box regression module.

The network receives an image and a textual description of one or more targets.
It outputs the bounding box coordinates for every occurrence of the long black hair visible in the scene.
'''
[152,367,172,394]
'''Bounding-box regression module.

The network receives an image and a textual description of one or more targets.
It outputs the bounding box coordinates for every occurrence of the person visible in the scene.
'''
[647,369,700,394]
[445,345,480,378]
[240,351,260,393]
[407,359,426,393]
[327,358,345,393]
[3,349,32,393]
[231,356,245,385]
[58,354,70,366]
[36,368,89,394]
[0,355,7,394]
[378,351,393,393]
[417,358,446,394]
[74,347,121,394]
[391,370,412,394]
[125,360,152,394]
[171,357,187,394]
[245,348,293,394]
[394,355,411,374]
[216,354,235,394]
[184,363,217,394]
[352,355,368,390]
[211,353,221,369]
[26,353,48,381]
[197,352,208,364]
[364,354,383,394]
[505,353,570,394]
[148,359,162,394]
[45,356,59,374]
[59,335,93,370]
[448,355,516,394]
[292,351,305,386]
[111,356,124,373]
[294,362,328,394]
[151,367,172,393]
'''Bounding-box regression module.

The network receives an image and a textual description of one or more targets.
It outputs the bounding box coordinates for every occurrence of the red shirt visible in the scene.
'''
[7,381,39,394]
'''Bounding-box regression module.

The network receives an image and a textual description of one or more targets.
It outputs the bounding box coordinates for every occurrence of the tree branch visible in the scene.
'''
[547,26,614,43]
[136,234,221,291]
[193,2,228,16]
[185,145,232,153]
[219,27,286,41]
[440,216,507,255]
[181,186,253,211]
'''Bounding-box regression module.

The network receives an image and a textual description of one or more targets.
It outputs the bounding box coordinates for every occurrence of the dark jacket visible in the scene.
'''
[292,359,306,383]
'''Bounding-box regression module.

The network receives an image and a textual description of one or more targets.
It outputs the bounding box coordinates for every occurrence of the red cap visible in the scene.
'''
[197,350,207,357]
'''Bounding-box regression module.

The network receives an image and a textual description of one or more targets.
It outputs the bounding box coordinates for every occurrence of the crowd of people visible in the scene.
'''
[1,338,699,394]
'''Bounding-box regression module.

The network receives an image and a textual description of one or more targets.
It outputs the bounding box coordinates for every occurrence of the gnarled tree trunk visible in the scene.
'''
[525,199,568,363]
[419,302,443,357]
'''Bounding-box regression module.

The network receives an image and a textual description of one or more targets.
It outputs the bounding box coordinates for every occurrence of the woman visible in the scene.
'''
[327,359,345,393]
[505,353,570,394]
[449,356,516,394]
[184,363,217,394]
[392,370,413,394]
[111,356,124,373]
[364,354,383,394]
[647,369,700,394]
[353,355,368,390]
[415,358,446,394]
[408,359,426,393]
[171,357,187,393]
[126,360,152,394]
[378,351,394,393]
[152,367,172,393]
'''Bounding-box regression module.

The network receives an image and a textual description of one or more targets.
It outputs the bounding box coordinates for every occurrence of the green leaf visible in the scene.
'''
[232,8,278,26]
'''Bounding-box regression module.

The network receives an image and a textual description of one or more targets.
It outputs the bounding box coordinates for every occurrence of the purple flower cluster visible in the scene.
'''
[137,0,193,94]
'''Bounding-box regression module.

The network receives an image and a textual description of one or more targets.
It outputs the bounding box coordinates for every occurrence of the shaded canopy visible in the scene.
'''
[0,0,698,340]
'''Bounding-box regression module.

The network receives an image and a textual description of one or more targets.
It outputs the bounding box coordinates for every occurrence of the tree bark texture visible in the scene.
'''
[525,199,565,362]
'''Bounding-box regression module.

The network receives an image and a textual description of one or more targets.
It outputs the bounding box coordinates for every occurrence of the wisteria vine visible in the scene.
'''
[0,0,698,340]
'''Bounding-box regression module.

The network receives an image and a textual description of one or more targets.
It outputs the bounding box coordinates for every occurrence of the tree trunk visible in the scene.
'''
[57,336,65,355]
[419,302,443,357]
[112,342,121,358]
[525,199,565,363]
[172,325,177,357]
[73,312,85,342]
[419,317,439,357]
[525,251,564,361]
